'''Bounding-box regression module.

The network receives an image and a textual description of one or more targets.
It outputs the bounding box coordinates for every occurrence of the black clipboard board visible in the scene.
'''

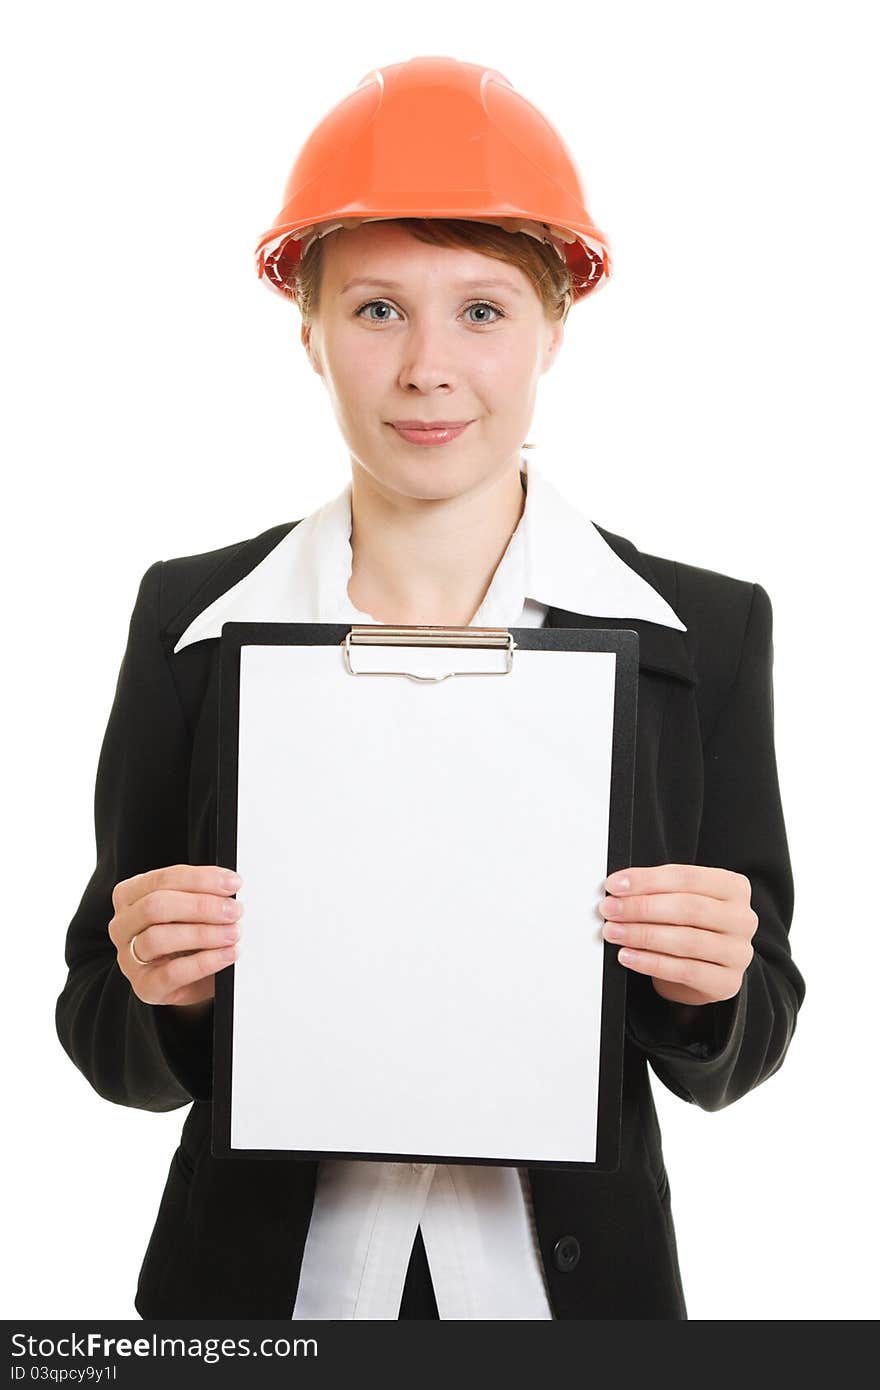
[213,622,638,1174]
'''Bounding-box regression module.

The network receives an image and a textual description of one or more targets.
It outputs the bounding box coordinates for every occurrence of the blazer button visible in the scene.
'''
[552,1235,581,1272]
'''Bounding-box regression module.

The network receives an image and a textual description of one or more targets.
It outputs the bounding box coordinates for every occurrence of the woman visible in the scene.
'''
[55,55,806,1320]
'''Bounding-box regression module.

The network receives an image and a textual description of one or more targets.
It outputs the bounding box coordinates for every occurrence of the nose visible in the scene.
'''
[396,322,460,394]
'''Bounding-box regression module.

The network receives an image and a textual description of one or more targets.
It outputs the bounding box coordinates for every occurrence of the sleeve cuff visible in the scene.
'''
[132,995,215,1105]
[625,970,745,1061]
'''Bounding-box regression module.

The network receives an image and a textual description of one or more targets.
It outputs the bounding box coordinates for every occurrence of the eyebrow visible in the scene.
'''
[339,276,525,298]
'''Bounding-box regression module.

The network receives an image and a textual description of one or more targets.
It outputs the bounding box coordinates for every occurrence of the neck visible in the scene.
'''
[347,457,527,626]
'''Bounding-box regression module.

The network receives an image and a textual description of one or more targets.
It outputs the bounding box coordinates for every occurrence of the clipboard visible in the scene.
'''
[213,622,639,1173]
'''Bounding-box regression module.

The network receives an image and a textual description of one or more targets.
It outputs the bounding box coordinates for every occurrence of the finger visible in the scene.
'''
[132,887,244,934]
[137,945,238,1005]
[605,864,747,902]
[164,980,215,1007]
[601,921,745,966]
[113,864,241,914]
[127,920,242,964]
[600,890,744,934]
[615,948,734,995]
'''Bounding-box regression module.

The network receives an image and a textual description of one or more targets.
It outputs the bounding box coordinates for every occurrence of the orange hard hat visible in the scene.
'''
[255,55,612,306]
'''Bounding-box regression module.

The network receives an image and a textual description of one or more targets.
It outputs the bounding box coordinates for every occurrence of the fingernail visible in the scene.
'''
[606,873,630,891]
[223,871,242,891]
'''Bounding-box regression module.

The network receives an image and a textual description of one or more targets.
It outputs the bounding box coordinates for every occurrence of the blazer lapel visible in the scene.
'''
[547,525,696,686]
[164,521,300,650]
[546,605,695,684]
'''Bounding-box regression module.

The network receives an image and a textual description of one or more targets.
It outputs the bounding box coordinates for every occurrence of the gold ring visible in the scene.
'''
[129,933,149,966]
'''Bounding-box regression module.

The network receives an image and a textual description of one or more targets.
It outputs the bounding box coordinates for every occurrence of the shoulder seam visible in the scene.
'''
[700,580,758,749]
[157,559,198,741]
[671,556,683,614]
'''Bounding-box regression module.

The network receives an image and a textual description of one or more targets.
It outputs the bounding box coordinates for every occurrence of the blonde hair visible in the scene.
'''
[280,218,574,451]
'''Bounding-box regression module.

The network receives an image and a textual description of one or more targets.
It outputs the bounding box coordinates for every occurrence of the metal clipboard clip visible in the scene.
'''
[342,625,517,683]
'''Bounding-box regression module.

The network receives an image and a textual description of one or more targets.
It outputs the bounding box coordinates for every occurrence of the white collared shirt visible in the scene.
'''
[173,453,686,1319]
[172,454,685,655]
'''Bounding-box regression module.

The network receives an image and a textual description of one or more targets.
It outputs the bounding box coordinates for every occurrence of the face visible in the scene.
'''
[301,221,564,502]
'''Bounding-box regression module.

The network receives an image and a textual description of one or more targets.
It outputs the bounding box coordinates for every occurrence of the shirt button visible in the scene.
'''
[552,1235,581,1271]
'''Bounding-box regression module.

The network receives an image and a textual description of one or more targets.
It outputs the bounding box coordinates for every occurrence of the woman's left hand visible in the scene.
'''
[599,863,759,1007]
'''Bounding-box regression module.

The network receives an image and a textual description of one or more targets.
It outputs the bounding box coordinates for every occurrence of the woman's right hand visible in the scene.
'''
[109,864,243,1007]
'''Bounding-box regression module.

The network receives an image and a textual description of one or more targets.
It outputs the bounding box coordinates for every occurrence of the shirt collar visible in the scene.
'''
[172,453,686,654]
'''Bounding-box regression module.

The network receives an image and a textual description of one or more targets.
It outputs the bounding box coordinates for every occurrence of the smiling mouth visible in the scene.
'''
[388,421,473,446]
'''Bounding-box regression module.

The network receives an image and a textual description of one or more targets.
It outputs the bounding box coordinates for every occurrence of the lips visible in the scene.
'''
[390,420,472,430]
[389,421,473,446]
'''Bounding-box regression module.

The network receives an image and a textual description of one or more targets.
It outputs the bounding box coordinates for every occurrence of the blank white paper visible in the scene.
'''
[229,640,617,1164]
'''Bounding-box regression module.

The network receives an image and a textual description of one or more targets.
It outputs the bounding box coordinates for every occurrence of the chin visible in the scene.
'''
[358,453,484,501]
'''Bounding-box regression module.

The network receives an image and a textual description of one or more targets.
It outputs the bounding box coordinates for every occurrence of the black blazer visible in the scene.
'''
[55,518,806,1320]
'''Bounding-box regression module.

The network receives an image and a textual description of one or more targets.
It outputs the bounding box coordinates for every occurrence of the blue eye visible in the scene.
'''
[354,299,505,324]
[463,302,504,324]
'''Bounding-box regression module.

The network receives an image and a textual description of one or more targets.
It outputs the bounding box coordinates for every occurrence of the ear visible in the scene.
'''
[301,321,323,376]
[542,318,565,374]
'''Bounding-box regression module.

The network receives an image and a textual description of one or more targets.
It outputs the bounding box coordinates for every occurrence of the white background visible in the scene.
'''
[3,0,876,1320]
